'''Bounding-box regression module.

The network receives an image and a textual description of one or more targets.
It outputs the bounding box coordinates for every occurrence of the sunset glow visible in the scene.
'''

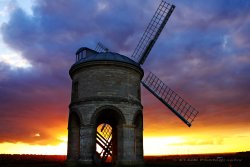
[0,0,250,156]
[1,133,250,155]
[0,142,67,155]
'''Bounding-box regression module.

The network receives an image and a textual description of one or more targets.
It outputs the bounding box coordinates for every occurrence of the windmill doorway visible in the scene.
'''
[96,123,113,164]
[92,107,125,166]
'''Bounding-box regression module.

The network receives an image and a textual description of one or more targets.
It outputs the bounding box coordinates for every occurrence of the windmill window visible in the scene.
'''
[76,54,79,61]
[72,81,79,100]
[80,50,87,59]
[76,50,87,61]
[80,51,83,59]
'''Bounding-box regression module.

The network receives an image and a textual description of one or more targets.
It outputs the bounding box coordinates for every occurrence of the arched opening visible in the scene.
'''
[95,123,112,164]
[67,112,80,160]
[92,107,125,165]
[134,112,143,161]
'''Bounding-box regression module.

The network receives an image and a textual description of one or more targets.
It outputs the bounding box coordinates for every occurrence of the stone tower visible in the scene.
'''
[67,47,144,165]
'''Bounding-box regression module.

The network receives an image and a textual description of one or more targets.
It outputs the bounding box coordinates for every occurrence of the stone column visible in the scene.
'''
[117,124,136,165]
[79,124,95,164]
[135,126,144,163]
[67,127,80,161]
[135,113,144,164]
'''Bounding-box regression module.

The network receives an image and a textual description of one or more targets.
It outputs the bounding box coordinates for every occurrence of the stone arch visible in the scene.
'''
[69,109,83,125]
[133,110,143,162]
[91,105,126,165]
[67,111,81,160]
[90,105,126,126]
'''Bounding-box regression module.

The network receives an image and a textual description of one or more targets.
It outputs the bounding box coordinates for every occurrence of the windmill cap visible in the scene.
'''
[75,47,98,56]
[74,47,140,67]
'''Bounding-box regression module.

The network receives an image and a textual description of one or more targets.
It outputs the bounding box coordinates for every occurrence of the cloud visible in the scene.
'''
[140,1,250,134]
[0,0,156,145]
[0,0,250,147]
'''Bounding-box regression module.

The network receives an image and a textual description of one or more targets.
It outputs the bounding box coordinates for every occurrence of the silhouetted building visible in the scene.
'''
[67,47,144,165]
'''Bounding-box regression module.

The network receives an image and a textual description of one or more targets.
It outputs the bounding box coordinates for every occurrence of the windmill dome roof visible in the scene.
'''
[74,52,140,67]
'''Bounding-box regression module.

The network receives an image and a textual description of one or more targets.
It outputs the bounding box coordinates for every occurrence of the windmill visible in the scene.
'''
[93,0,199,160]
[68,0,199,165]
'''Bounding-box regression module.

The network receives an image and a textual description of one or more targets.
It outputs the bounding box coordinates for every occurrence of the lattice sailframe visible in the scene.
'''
[142,72,199,127]
[96,42,109,53]
[131,0,175,64]
[96,124,112,163]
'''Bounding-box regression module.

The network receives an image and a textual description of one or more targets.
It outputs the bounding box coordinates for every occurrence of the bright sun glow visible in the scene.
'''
[0,133,250,155]
[0,134,67,155]
[143,133,250,155]
[34,133,40,137]
[144,136,186,155]
[0,141,67,155]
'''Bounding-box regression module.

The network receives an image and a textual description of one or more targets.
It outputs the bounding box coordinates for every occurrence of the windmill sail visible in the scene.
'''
[95,42,109,53]
[96,124,112,163]
[142,72,199,127]
[131,0,175,64]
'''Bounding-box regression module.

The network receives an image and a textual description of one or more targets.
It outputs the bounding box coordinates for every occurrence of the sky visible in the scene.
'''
[0,0,250,155]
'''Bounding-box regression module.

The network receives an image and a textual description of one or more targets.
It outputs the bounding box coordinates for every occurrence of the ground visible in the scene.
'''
[0,152,249,167]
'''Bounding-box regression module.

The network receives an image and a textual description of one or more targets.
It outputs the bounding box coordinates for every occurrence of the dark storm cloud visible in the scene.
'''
[142,0,250,128]
[0,68,69,144]
[0,0,250,144]
[0,0,155,144]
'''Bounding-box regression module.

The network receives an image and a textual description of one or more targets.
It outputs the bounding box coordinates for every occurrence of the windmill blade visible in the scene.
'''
[96,124,112,163]
[95,42,109,53]
[131,1,175,64]
[142,72,199,127]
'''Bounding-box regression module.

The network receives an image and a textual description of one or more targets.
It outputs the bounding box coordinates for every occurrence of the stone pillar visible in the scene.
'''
[135,113,144,163]
[117,124,136,165]
[67,127,80,161]
[112,126,118,164]
[79,124,95,164]
[135,126,144,163]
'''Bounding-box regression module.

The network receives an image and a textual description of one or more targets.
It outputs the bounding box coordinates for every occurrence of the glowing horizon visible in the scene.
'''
[1,131,250,155]
[0,0,250,157]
